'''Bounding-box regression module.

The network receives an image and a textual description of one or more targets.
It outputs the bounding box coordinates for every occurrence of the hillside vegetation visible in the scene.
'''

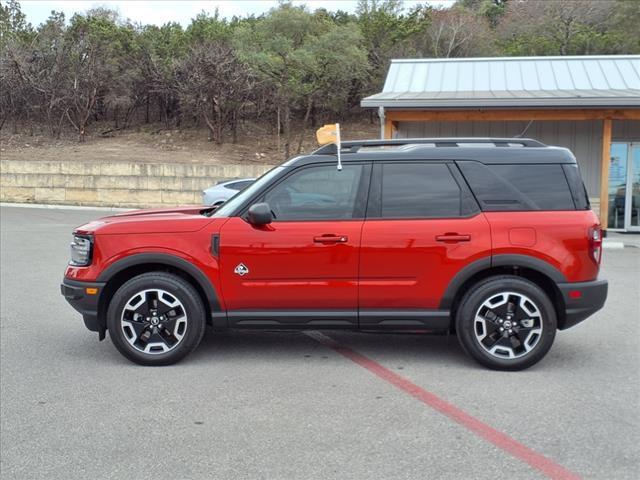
[1,0,638,161]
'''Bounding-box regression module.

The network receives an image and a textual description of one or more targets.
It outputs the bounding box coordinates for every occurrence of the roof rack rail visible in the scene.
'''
[313,137,546,155]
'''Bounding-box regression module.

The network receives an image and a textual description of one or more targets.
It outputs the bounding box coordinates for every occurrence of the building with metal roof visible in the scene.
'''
[361,55,640,231]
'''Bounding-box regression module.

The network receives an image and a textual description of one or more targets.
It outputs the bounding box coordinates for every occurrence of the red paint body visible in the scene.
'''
[65,206,601,314]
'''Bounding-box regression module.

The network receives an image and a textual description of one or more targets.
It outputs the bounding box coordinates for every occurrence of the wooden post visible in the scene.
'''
[599,118,612,229]
[384,119,396,139]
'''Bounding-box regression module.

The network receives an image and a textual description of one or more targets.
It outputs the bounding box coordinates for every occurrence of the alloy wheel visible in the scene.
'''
[120,289,188,354]
[473,291,543,359]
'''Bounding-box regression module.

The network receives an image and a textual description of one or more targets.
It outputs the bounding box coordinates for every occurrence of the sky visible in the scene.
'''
[19,0,454,27]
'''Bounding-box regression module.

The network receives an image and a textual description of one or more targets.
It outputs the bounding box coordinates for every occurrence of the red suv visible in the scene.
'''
[61,138,607,370]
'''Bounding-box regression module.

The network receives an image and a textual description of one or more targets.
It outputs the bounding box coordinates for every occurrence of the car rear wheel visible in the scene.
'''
[455,275,557,371]
[107,272,206,366]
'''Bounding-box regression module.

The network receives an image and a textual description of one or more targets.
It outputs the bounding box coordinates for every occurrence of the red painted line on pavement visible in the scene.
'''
[306,331,581,480]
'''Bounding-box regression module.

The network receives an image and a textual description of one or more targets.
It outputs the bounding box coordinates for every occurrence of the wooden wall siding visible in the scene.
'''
[395,119,639,196]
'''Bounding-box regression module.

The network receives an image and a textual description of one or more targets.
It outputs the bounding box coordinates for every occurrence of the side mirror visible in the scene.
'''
[247,202,273,226]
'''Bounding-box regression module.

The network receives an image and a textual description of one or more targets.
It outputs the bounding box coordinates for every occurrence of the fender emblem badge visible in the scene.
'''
[234,263,249,276]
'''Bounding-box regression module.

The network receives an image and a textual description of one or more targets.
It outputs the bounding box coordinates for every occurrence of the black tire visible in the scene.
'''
[107,272,206,366]
[455,275,557,371]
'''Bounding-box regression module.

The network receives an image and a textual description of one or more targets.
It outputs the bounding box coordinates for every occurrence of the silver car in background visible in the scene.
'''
[202,178,255,206]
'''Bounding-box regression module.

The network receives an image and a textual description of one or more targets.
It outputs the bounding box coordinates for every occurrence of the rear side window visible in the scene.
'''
[381,163,462,218]
[562,164,590,210]
[457,162,576,211]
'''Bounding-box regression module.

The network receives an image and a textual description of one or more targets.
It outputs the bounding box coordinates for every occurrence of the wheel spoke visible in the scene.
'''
[146,291,159,313]
[127,320,147,339]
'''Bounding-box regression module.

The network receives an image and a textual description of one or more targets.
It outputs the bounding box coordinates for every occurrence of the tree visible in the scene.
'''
[1,1,34,131]
[356,0,427,93]
[294,24,368,152]
[137,22,186,127]
[426,6,497,58]
[0,0,32,46]
[456,0,508,28]
[4,11,70,136]
[605,0,640,54]
[62,10,135,140]
[175,41,254,143]
[1,0,638,144]
[498,0,614,56]
[234,4,329,157]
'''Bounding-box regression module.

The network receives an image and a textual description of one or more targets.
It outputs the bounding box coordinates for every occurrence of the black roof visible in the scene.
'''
[284,138,577,166]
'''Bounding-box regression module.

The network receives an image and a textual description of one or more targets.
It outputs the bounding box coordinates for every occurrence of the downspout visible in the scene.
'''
[378,106,385,139]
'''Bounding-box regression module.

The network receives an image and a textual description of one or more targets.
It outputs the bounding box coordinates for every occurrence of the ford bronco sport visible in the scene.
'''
[61,138,608,370]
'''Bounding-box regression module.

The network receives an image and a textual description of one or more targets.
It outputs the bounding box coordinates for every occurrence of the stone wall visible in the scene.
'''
[0,158,602,212]
[0,160,274,208]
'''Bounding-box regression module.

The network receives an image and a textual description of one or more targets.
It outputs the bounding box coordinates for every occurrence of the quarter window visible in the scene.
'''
[458,162,576,211]
[264,164,364,221]
[381,163,462,218]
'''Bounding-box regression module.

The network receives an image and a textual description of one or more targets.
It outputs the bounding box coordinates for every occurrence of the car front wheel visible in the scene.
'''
[455,275,557,371]
[107,272,206,366]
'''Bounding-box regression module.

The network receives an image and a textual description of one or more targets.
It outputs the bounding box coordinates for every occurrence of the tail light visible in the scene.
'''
[589,226,602,265]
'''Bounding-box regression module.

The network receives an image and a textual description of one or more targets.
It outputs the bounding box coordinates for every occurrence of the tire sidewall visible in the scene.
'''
[456,276,557,371]
[107,273,206,366]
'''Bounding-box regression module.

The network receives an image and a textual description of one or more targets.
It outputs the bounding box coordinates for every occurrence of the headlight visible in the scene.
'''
[69,235,93,266]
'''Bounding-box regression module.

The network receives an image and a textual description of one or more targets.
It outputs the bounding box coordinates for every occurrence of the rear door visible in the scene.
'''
[358,161,491,329]
[219,162,371,328]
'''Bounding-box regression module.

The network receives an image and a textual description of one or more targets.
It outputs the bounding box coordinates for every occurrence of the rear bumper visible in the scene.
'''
[557,279,608,330]
[60,278,105,332]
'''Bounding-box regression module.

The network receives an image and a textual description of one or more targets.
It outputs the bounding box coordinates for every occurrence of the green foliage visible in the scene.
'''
[356,0,429,91]
[0,0,33,45]
[186,10,231,43]
[0,0,638,147]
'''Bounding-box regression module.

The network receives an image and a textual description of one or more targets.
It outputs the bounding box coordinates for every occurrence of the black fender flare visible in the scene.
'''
[439,254,567,310]
[97,253,221,312]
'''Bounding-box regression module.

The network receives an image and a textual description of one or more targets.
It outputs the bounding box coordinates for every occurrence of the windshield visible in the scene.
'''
[212,166,285,217]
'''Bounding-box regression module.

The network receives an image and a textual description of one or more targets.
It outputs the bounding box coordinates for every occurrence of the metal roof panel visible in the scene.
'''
[362,55,640,108]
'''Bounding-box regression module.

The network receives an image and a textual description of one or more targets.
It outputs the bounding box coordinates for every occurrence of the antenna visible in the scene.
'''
[336,123,342,171]
[315,123,343,171]
[515,120,534,138]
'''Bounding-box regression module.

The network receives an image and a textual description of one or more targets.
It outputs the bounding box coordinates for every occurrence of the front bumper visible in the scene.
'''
[557,279,608,330]
[61,278,105,333]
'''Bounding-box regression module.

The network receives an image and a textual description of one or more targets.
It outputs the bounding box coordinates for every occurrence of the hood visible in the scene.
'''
[75,206,220,235]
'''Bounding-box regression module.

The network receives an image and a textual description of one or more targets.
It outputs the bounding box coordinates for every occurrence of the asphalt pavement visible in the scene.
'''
[1,205,639,480]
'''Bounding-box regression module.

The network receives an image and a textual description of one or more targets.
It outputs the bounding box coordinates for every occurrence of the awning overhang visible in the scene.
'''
[361,89,640,109]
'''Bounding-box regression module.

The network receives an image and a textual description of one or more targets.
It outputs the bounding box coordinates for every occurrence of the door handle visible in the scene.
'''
[314,235,348,243]
[436,233,471,242]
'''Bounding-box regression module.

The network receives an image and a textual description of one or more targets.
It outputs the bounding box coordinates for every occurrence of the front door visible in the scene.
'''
[358,162,492,329]
[609,142,640,231]
[219,163,370,328]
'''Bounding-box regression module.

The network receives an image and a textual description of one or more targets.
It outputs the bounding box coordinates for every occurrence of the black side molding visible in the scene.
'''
[359,310,450,330]
[227,310,358,329]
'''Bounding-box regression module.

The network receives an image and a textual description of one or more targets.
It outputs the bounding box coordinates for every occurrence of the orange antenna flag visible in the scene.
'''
[315,123,342,170]
[316,124,338,145]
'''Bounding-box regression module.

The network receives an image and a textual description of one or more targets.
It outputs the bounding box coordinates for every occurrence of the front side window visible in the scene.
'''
[264,164,365,221]
[226,180,253,191]
[381,163,462,218]
[213,167,284,218]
